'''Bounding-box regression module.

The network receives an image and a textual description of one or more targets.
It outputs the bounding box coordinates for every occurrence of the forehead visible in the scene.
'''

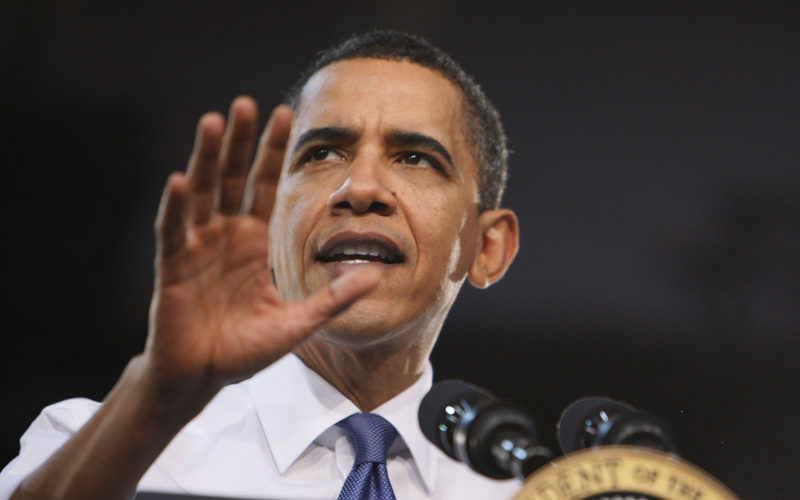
[293,58,471,158]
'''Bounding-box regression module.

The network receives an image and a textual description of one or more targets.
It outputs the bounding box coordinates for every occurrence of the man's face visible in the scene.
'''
[270,58,484,346]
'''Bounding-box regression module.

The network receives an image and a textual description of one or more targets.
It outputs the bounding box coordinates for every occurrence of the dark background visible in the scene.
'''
[2,2,798,498]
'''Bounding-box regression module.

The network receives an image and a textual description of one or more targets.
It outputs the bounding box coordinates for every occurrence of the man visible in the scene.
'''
[1,31,520,499]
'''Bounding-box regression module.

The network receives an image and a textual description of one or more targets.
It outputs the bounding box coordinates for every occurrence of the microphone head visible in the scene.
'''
[557,396,678,455]
[419,379,547,479]
[418,379,494,459]
[557,396,634,454]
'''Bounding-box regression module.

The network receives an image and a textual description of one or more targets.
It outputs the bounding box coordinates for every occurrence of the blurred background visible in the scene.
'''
[2,1,798,498]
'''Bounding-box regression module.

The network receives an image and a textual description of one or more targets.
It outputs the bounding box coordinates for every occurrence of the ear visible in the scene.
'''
[468,209,519,289]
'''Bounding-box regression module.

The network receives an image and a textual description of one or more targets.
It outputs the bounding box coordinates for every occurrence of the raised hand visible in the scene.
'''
[9,98,384,500]
[144,97,381,391]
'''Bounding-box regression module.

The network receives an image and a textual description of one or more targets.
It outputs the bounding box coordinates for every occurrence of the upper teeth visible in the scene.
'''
[328,242,395,261]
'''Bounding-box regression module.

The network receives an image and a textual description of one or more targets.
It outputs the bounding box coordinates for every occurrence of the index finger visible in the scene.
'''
[242,105,293,221]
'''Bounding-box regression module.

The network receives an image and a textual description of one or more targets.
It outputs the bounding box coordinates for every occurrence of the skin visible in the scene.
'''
[11,58,518,500]
[272,59,518,409]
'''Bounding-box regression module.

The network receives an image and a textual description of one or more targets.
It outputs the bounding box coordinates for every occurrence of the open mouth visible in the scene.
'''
[317,236,405,265]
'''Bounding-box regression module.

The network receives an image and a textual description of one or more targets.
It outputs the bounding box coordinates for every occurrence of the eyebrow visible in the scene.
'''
[387,130,454,168]
[290,126,454,168]
[291,127,354,156]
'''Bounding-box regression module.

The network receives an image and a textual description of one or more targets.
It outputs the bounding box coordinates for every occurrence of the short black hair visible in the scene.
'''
[284,31,509,212]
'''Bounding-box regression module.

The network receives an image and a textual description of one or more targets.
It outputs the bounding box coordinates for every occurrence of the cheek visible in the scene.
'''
[408,194,474,280]
[270,183,325,300]
[445,210,476,280]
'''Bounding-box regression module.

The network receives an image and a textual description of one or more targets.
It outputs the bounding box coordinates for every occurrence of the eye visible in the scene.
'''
[397,152,440,170]
[302,147,344,164]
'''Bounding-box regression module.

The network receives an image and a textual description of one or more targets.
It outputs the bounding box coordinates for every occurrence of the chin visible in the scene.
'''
[314,306,427,350]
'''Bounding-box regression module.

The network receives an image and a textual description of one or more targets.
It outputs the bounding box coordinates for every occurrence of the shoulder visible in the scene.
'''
[0,398,102,496]
[431,445,522,498]
[21,398,101,440]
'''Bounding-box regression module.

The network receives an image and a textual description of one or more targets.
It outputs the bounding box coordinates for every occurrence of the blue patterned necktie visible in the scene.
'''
[337,413,398,500]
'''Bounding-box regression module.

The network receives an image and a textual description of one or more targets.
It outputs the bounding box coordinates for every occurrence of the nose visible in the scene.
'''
[327,155,397,216]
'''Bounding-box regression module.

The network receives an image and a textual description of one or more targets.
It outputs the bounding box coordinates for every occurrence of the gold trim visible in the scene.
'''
[511,446,741,500]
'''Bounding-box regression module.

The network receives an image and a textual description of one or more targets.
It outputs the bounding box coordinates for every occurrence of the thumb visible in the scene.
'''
[291,266,383,333]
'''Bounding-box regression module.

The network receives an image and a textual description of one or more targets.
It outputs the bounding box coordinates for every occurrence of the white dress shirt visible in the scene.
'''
[0,354,520,499]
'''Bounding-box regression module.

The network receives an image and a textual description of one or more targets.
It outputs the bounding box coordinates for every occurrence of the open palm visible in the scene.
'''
[145,98,380,390]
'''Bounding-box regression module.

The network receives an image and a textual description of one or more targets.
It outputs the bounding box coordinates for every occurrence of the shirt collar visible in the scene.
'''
[371,364,437,494]
[245,353,438,494]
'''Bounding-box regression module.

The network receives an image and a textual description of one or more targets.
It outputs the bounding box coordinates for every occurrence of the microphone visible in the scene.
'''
[557,396,679,455]
[418,379,552,480]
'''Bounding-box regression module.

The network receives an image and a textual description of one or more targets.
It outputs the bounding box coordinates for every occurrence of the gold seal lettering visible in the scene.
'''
[512,446,740,500]
[632,465,659,485]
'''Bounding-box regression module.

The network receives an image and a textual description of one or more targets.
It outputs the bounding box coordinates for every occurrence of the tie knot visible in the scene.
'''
[338,413,398,465]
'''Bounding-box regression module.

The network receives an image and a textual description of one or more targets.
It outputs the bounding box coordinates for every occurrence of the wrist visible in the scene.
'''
[112,354,221,434]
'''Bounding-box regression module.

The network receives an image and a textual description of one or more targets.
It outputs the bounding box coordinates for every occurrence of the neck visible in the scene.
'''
[293,333,433,411]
